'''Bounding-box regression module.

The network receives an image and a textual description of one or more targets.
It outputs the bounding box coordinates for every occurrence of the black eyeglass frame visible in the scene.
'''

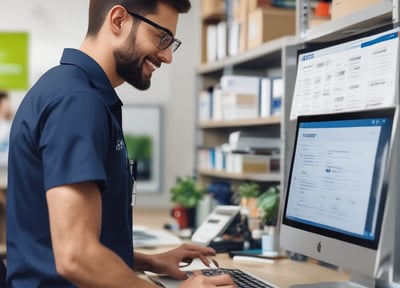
[126,11,182,52]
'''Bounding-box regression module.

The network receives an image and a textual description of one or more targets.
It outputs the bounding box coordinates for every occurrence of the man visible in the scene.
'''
[0,91,12,166]
[6,1,236,287]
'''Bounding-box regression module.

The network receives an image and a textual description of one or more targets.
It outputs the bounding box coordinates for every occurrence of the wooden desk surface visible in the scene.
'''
[133,208,174,229]
[133,208,350,288]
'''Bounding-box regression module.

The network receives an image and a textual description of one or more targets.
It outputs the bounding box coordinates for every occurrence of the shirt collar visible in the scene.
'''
[60,48,123,108]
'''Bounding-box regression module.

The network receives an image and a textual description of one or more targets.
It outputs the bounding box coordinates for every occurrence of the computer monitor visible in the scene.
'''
[280,107,399,288]
[290,24,399,121]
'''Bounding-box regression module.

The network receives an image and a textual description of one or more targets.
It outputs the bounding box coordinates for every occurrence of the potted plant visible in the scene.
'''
[235,182,261,218]
[236,182,261,199]
[257,185,280,227]
[257,185,280,253]
[170,176,204,229]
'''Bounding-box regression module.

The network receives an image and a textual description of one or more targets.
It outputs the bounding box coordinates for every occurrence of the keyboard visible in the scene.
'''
[187,268,277,288]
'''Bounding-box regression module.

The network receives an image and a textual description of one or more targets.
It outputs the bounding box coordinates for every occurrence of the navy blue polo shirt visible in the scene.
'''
[7,48,134,287]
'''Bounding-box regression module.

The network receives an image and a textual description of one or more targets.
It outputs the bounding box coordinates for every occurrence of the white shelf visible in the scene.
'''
[198,169,281,182]
[303,1,394,42]
[197,36,297,75]
[199,116,281,129]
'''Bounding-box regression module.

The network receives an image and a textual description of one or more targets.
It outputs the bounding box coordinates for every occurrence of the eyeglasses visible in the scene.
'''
[126,11,182,53]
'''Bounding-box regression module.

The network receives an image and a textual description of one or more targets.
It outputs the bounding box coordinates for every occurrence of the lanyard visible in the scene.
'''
[128,159,137,207]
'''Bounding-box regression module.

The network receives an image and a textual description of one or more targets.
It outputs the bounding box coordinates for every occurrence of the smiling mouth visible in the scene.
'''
[145,59,159,72]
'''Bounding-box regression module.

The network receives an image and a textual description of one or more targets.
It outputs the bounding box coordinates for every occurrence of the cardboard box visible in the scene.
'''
[234,0,271,52]
[331,0,386,20]
[201,0,225,19]
[226,153,277,174]
[233,0,242,22]
[221,93,259,120]
[247,7,295,49]
[248,0,271,12]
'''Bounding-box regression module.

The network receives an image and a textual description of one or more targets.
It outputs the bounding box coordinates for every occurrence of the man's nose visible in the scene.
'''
[157,46,173,64]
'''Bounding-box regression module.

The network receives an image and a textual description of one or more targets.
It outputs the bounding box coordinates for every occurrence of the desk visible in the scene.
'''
[133,208,350,288]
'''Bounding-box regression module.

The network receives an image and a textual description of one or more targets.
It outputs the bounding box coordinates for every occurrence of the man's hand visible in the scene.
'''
[135,243,236,287]
[149,243,217,279]
[179,271,236,288]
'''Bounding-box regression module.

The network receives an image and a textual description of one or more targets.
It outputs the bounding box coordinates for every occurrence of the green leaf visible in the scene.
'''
[170,176,204,208]
[257,186,280,226]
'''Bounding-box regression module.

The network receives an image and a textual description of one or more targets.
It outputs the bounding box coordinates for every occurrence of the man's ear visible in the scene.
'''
[108,5,129,35]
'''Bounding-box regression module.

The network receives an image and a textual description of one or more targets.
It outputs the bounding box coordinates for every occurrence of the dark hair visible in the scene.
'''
[86,0,191,36]
[0,91,8,101]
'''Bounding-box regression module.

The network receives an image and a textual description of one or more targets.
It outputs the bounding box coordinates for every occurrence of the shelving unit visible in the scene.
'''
[195,0,400,201]
[195,26,298,193]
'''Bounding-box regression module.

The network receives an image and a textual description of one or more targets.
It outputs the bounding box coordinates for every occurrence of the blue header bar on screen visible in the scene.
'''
[300,118,388,129]
[361,32,399,48]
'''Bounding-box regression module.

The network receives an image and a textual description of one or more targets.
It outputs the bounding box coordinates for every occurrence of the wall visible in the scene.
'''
[0,0,200,209]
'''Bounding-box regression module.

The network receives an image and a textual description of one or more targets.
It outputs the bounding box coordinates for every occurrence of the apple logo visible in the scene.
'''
[317,241,322,253]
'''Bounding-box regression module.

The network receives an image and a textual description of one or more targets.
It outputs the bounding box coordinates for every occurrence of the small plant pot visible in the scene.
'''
[171,206,196,229]
[171,205,188,229]
[261,226,279,255]
[262,233,278,253]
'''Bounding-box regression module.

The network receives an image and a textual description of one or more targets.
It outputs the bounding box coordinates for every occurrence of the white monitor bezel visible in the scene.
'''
[280,107,398,279]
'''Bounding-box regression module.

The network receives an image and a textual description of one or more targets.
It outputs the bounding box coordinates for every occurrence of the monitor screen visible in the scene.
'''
[280,107,397,286]
[290,25,399,120]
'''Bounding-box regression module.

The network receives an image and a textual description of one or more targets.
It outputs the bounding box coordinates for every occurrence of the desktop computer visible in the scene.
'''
[280,107,399,287]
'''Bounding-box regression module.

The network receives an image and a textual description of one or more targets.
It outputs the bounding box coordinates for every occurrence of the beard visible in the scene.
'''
[114,31,151,90]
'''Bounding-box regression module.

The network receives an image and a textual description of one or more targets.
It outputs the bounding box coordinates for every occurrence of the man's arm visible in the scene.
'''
[47,182,236,288]
[134,244,218,279]
[46,182,156,288]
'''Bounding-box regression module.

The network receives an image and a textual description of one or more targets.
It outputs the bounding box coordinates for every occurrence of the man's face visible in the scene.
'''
[114,3,179,90]
[114,28,152,90]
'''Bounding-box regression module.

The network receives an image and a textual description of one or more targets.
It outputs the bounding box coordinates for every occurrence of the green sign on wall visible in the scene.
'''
[0,32,29,90]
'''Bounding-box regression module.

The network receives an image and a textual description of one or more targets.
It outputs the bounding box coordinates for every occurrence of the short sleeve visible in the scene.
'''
[39,92,111,190]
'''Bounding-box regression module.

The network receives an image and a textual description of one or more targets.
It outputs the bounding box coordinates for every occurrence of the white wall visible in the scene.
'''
[0,0,200,208]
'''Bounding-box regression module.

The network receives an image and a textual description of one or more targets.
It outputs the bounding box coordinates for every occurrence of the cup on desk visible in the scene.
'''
[171,206,188,229]
[171,206,197,229]
[261,226,278,254]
